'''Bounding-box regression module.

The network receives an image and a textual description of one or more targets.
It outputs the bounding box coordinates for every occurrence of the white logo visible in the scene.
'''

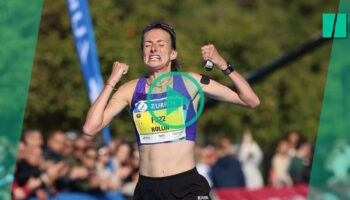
[138,102,148,112]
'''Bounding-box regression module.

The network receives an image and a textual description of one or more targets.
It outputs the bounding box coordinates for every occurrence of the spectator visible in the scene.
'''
[196,145,213,187]
[68,147,101,193]
[45,130,65,163]
[113,141,133,183]
[270,140,293,187]
[23,129,43,148]
[62,131,78,156]
[109,138,122,155]
[220,136,239,156]
[239,129,264,189]
[52,144,93,193]
[130,144,139,171]
[289,142,311,184]
[65,137,87,167]
[82,148,97,173]
[121,145,140,199]
[13,146,48,199]
[288,131,300,157]
[42,160,69,191]
[121,168,139,200]
[211,138,245,188]
[96,146,121,191]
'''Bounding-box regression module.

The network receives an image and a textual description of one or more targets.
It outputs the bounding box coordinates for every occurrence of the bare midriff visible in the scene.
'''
[138,140,195,177]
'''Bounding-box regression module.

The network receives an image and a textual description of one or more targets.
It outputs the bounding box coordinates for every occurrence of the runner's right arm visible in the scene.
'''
[83,61,129,137]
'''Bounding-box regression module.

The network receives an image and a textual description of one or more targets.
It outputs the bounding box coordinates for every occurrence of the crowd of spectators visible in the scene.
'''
[12,129,313,199]
[269,132,312,187]
[12,130,138,200]
[195,130,313,189]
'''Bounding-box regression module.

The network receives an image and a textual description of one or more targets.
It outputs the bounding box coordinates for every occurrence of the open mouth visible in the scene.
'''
[149,55,161,61]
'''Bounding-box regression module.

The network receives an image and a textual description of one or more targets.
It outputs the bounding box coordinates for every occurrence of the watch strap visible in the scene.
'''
[222,62,235,75]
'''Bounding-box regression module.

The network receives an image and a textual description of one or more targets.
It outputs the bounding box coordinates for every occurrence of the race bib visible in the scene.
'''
[133,97,187,144]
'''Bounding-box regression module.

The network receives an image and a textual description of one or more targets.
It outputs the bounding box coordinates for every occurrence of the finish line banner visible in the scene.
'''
[66,0,111,145]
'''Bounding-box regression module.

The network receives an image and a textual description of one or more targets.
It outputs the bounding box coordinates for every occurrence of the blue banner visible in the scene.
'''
[66,0,111,146]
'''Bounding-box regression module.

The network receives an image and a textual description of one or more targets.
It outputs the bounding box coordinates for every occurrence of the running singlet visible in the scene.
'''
[130,75,197,145]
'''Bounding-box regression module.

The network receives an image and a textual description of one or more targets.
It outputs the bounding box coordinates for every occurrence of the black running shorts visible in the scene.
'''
[133,168,211,200]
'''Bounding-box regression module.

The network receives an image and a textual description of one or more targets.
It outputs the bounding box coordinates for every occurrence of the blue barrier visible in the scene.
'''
[29,191,125,200]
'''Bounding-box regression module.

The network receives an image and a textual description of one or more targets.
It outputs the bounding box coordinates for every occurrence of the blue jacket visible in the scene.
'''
[211,155,246,188]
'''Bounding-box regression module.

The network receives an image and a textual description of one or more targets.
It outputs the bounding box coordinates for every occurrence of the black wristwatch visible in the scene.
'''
[222,62,235,75]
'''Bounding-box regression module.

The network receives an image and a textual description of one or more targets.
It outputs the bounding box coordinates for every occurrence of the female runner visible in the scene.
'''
[83,22,260,200]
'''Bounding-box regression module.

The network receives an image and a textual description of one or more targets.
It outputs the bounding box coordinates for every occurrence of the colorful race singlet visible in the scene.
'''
[130,75,197,145]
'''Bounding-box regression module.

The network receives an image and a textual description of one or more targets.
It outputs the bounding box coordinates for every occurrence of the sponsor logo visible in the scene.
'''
[137,102,148,112]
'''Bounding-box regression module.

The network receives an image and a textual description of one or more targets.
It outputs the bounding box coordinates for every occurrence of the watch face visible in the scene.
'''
[227,62,234,69]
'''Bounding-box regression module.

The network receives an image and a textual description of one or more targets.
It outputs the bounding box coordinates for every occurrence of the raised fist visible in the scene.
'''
[201,44,227,70]
[107,61,129,86]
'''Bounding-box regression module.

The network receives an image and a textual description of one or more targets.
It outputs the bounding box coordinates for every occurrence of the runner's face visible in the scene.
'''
[143,29,177,70]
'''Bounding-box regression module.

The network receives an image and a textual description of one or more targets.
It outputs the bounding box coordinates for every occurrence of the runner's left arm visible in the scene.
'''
[190,44,260,108]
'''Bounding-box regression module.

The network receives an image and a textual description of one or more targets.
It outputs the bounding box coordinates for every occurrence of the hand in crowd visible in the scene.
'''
[13,187,26,200]
[116,166,133,180]
[26,176,42,191]
[35,189,49,200]
[46,161,69,186]
[89,174,102,188]
[107,178,122,191]
[70,166,89,180]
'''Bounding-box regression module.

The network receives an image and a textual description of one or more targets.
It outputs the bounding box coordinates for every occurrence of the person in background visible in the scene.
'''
[63,131,78,157]
[289,142,311,184]
[83,147,103,193]
[65,137,88,167]
[44,130,65,163]
[23,129,44,148]
[211,138,245,188]
[196,145,213,187]
[113,141,133,183]
[13,146,48,200]
[121,145,140,199]
[287,131,300,157]
[130,143,140,171]
[96,146,121,191]
[238,129,264,189]
[109,138,122,157]
[121,168,140,200]
[220,136,239,157]
[270,140,293,187]
[67,147,101,193]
